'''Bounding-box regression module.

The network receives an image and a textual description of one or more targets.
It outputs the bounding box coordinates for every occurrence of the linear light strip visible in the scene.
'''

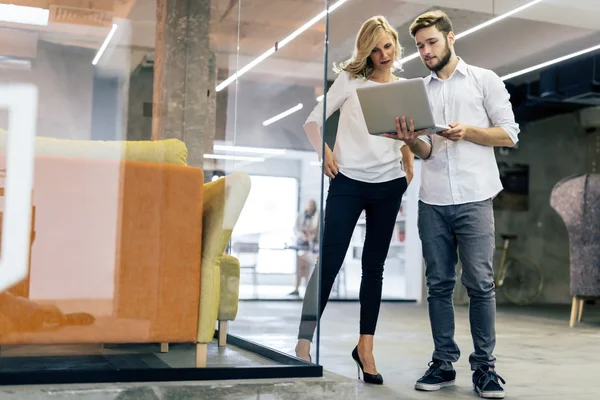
[204,154,265,162]
[501,43,600,81]
[92,24,118,66]
[263,103,304,126]
[217,48,275,91]
[213,144,287,155]
[455,0,544,39]
[398,0,544,65]
[216,0,351,92]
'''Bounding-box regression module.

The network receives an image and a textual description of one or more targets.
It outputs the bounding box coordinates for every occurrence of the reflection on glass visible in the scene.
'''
[289,199,319,297]
[0,0,286,379]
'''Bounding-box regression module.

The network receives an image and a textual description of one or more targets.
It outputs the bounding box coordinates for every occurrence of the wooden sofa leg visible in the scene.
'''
[577,299,584,323]
[196,343,207,368]
[218,321,228,347]
[570,297,579,327]
[160,343,169,353]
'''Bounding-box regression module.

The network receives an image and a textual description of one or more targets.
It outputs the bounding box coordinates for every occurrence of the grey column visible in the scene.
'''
[152,0,216,167]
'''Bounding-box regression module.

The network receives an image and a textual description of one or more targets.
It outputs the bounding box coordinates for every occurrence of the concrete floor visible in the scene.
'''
[232,301,600,399]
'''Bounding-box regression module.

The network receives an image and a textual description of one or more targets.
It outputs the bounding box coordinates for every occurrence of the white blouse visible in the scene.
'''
[304,71,406,183]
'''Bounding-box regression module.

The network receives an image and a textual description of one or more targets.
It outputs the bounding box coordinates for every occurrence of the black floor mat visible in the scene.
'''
[0,353,171,372]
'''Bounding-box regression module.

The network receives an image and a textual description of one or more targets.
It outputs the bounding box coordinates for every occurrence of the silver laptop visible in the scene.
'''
[356,77,450,136]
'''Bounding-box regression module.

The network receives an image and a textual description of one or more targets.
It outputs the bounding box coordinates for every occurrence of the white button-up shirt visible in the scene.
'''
[419,58,520,206]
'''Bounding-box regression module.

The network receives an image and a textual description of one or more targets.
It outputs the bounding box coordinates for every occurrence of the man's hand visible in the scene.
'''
[438,122,471,142]
[382,116,427,145]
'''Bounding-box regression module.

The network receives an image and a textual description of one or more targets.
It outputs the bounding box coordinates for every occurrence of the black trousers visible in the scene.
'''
[298,173,407,341]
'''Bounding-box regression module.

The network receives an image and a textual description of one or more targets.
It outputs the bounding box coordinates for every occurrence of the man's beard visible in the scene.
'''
[425,40,452,72]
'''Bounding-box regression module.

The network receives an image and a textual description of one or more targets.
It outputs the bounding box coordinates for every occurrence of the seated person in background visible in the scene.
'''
[290,199,319,296]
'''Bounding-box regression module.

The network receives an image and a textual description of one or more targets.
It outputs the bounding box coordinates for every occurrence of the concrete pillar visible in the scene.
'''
[152,0,216,167]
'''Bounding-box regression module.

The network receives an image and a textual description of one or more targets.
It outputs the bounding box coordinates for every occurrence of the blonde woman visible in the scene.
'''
[294,16,418,385]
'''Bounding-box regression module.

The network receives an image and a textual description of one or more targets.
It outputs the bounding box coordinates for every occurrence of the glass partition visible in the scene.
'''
[213,0,329,365]
[0,0,325,384]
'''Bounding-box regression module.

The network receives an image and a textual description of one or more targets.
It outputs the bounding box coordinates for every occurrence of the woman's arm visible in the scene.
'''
[303,72,348,178]
[303,72,348,159]
[304,121,329,160]
[401,144,414,184]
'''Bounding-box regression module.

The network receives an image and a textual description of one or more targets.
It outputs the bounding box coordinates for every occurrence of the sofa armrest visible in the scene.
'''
[218,254,240,321]
[197,171,251,344]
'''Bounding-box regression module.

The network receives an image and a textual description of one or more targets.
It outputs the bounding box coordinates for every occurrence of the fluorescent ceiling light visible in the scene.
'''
[0,4,49,26]
[310,161,322,167]
[0,57,31,71]
[204,154,265,162]
[213,144,286,155]
[501,43,600,81]
[263,103,303,126]
[398,0,544,65]
[216,0,351,92]
[92,24,118,66]
[455,0,544,39]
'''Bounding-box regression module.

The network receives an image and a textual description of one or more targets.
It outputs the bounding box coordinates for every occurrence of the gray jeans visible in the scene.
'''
[417,199,496,371]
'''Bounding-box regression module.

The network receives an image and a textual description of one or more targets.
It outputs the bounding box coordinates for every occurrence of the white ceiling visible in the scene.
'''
[207,0,600,87]
[1,0,597,150]
[2,0,597,86]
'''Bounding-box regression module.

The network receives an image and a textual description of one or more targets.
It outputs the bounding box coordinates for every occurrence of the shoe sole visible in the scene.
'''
[414,380,455,391]
[475,386,505,399]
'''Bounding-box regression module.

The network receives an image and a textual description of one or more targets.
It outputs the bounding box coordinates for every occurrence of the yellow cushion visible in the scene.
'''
[197,172,250,342]
[0,129,187,165]
[196,177,228,343]
[123,139,187,165]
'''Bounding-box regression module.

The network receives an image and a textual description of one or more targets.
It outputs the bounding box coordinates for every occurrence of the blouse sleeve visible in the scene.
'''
[304,71,349,129]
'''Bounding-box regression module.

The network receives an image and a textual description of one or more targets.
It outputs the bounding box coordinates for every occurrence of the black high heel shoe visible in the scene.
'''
[351,346,383,385]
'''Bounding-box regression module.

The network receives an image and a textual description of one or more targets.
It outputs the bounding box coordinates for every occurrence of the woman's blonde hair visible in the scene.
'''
[334,16,403,80]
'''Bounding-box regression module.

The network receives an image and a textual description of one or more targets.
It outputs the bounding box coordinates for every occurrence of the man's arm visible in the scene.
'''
[400,145,414,184]
[440,70,520,147]
[440,123,515,147]
[464,126,515,147]
[406,137,432,160]
[468,69,519,147]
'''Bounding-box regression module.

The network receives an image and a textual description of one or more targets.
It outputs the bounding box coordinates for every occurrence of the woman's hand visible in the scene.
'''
[323,145,339,179]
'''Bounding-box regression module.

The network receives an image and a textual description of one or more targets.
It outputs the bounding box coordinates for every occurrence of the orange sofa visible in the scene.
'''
[0,136,250,367]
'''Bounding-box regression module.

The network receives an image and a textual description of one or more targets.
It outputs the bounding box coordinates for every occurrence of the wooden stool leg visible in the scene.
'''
[196,343,207,368]
[577,299,584,323]
[570,297,579,327]
[218,321,228,347]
